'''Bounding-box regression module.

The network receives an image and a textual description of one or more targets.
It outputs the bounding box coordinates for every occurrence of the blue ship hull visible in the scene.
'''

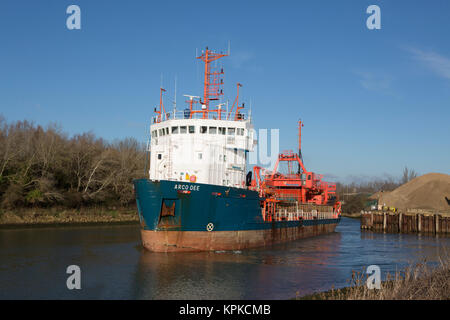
[133,179,340,252]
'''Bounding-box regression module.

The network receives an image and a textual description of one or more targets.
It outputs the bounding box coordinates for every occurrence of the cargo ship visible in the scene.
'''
[133,47,341,252]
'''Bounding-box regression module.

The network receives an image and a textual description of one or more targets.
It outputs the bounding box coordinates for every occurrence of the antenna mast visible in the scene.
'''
[173,75,177,116]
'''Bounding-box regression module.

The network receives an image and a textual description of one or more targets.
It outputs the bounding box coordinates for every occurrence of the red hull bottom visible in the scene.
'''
[141,223,338,252]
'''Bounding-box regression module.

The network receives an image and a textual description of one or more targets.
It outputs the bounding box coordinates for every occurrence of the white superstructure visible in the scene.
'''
[148,112,256,188]
[147,47,257,188]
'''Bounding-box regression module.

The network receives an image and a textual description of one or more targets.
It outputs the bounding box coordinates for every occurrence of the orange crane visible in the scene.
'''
[251,120,341,220]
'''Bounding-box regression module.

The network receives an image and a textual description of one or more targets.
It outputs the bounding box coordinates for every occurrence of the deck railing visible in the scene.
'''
[273,208,338,222]
[152,110,249,123]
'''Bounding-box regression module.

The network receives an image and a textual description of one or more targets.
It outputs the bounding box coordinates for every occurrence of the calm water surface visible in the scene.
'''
[0,218,448,299]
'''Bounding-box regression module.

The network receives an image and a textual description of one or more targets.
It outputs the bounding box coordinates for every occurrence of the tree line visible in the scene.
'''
[336,167,418,213]
[0,116,146,209]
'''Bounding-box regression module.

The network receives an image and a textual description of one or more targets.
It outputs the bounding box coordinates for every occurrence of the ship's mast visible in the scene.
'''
[227,82,243,120]
[298,120,304,162]
[154,47,246,121]
[296,120,305,174]
[196,47,228,119]
[155,87,166,123]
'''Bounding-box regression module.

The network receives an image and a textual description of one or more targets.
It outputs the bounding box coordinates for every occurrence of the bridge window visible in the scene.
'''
[200,126,207,134]
[227,128,235,135]
[237,128,244,136]
[209,126,217,134]
[189,126,195,133]
[171,126,179,134]
[157,154,162,160]
[165,128,169,135]
[180,126,187,134]
[159,129,164,136]
[219,127,226,135]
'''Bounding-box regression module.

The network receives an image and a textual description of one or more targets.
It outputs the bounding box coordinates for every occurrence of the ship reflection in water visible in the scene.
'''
[0,218,448,299]
[133,232,343,299]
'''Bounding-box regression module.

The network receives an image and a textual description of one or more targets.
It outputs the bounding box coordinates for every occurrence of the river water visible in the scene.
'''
[0,218,448,299]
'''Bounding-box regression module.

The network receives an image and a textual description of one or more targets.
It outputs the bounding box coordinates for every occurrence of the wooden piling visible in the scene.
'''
[360,210,449,235]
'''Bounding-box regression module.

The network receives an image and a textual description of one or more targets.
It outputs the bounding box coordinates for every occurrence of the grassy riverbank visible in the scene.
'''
[296,255,450,300]
[0,206,139,227]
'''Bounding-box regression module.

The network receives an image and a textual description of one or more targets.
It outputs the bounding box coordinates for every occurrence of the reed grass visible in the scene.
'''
[298,253,450,300]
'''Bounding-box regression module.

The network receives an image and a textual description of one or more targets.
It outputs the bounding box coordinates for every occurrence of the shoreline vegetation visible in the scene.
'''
[0,118,146,227]
[296,255,450,300]
[0,206,139,228]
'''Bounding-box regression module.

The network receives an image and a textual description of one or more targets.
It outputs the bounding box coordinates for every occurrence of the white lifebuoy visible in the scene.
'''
[206,223,214,232]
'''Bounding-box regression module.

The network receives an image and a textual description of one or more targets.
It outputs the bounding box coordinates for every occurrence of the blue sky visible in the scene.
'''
[1,0,449,183]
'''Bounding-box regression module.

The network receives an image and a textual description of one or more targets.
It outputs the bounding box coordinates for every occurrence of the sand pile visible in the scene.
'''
[368,191,384,200]
[378,173,450,212]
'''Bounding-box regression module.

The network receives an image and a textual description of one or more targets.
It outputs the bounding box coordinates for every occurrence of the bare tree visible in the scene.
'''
[0,117,146,208]
[402,166,418,184]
